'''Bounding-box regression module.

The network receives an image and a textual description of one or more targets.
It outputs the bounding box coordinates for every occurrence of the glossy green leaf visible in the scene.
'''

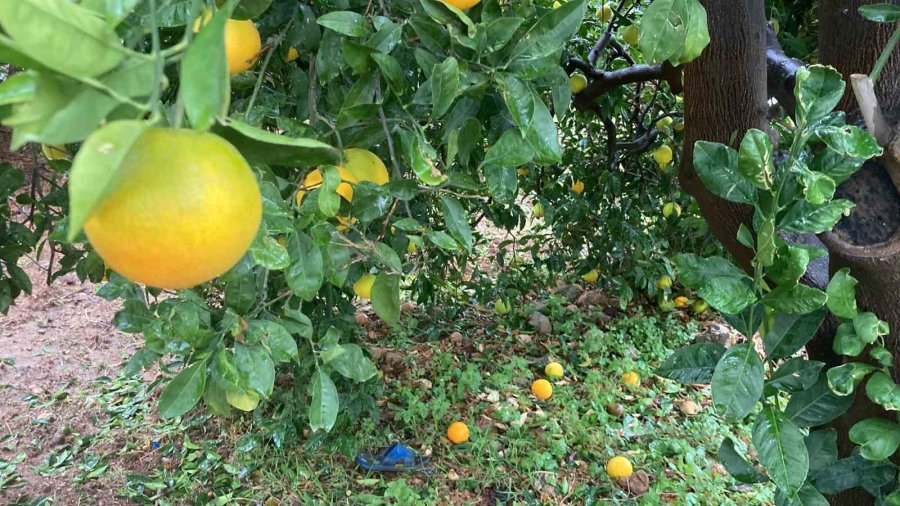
[0,0,127,79]
[692,141,755,204]
[233,0,273,19]
[371,273,400,324]
[811,454,894,495]
[657,343,726,384]
[785,375,854,427]
[330,344,377,382]
[800,169,836,205]
[805,429,838,475]
[484,165,518,203]
[738,129,773,189]
[399,129,447,185]
[795,65,845,127]
[440,196,473,251]
[779,199,854,234]
[853,312,882,344]
[718,438,766,484]
[859,4,900,22]
[753,405,809,496]
[866,372,900,411]
[815,125,883,159]
[286,232,324,301]
[212,119,341,167]
[833,322,866,356]
[182,4,231,131]
[764,308,826,359]
[511,0,586,60]
[763,284,827,314]
[639,0,710,65]
[234,343,275,397]
[431,57,459,118]
[767,358,824,393]
[0,73,35,106]
[826,268,858,319]
[67,120,148,241]
[483,129,535,168]
[317,11,370,37]
[159,361,207,419]
[250,235,290,270]
[711,343,764,421]
[699,277,757,315]
[827,362,876,396]
[849,418,900,461]
[309,369,339,432]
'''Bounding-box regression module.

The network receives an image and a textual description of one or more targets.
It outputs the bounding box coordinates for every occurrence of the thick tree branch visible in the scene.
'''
[569,61,683,111]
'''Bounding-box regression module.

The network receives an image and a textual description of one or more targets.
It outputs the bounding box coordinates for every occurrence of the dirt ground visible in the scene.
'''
[0,258,141,504]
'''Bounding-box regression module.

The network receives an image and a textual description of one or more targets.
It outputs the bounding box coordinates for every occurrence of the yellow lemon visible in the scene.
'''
[296,149,389,205]
[673,122,685,133]
[41,144,69,160]
[597,3,613,22]
[353,274,375,300]
[284,47,300,62]
[662,202,681,218]
[652,145,673,168]
[656,116,674,130]
[623,25,639,46]
[447,421,470,444]
[407,240,418,254]
[581,269,599,284]
[552,0,562,7]
[226,390,260,412]
[82,128,261,289]
[570,73,588,94]
[622,371,640,387]
[606,456,633,479]
[693,300,709,315]
[657,275,673,290]
[545,362,564,380]
[531,379,553,400]
[532,202,544,218]
[225,19,262,75]
[441,0,481,9]
[571,180,585,194]
[335,215,358,231]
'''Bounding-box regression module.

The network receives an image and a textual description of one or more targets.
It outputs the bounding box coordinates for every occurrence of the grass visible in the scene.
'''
[2,294,774,505]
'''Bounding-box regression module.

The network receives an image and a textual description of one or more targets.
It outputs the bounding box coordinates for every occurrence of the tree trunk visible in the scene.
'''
[678,0,768,272]
[815,2,900,505]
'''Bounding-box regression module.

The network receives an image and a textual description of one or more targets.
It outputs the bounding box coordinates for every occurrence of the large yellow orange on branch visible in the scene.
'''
[440,0,481,10]
[83,128,262,290]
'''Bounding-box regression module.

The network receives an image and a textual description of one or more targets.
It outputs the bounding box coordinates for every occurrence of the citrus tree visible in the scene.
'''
[2,0,900,503]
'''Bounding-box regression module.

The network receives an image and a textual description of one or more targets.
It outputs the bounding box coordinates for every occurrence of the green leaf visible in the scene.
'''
[757,218,776,267]
[211,119,341,168]
[0,0,127,79]
[159,361,208,419]
[0,73,35,106]
[638,0,710,65]
[399,129,447,185]
[181,4,231,132]
[329,344,377,382]
[249,235,290,270]
[753,405,809,496]
[764,308,826,359]
[317,11,370,37]
[317,166,341,217]
[484,165,518,203]
[657,343,726,384]
[672,254,747,289]
[234,343,275,397]
[699,277,757,315]
[524,91,562,164]
[811,454,894,495]
[738,129,774,189]
[800,169,836,205]
[762,284,827,314]
[775,483,829,506]
[711,343,764,421]
[805,429,838,475]
[286,232,324,301]
[815,125,882,159]
[309,370,339,432]
[371,273,400,324]
[496,74,535,131]
[767,358,824,393]
[769,244,812,287]
[67,120,148,241]
[849,418,900,461]
[866,372,900,411]
[718,438,767,484]
[431,57,459,119]
[826,268,858,319]
[440,196,473,251]
[785,374,854,427]
[859,4,900,22]
[426,231,459,250]
[853,312,882,344]
[113,299,153,333]
[795,65,845,127]
[870,346,894,367]
[827,362,876,396]
[373,242,403,274]
[833,322,866,356]
[779,199,854,234]
[510,0,586,60]
[692,141,755,204]
[233,0,273,19]
[483,129,534,168]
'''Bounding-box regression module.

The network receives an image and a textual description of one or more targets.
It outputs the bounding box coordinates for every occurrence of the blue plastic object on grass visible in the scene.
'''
[355,442,431,473]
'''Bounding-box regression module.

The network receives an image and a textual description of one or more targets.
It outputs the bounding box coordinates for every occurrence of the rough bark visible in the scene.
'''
[815,2,900,505]
[678,0,768,272]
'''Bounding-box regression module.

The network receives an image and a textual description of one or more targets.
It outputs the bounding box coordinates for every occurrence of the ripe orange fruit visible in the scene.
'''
[225,19,261,75]
[606,456,633,478]
[447,421,469,444]
[531,379,553,400]
[440,0,481,10]
[622,371,641,387]
[674,296,689,308]
[83,128,261,289]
